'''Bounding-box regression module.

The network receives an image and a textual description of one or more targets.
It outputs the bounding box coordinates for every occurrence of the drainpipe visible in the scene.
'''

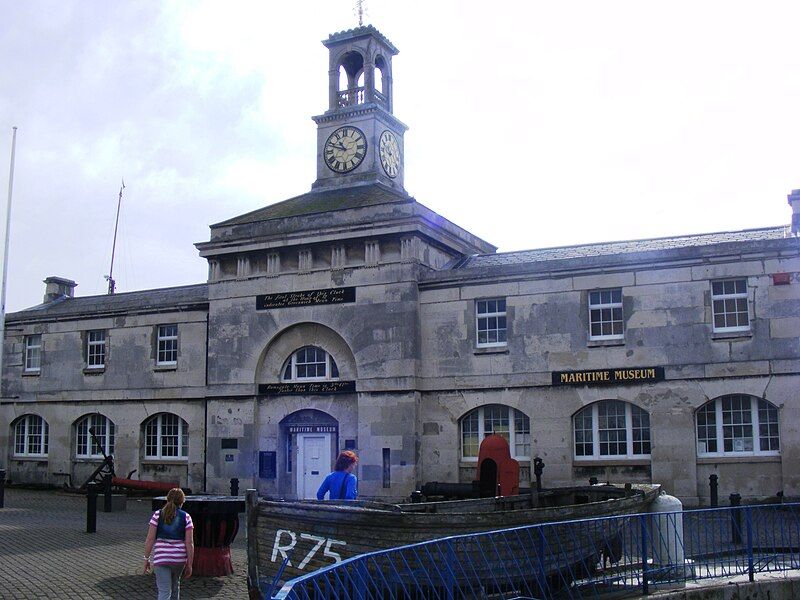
[203,311,209,493]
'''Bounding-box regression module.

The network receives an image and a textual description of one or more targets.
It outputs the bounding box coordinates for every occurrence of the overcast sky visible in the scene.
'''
[1,1,798,312]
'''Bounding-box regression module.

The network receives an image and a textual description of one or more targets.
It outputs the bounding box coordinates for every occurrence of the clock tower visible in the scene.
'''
[311,26,408,193]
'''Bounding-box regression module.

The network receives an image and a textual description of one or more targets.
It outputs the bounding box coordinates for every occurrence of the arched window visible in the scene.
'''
[144,413,188,459]
[75,414,115,458]
[13,414,49,457]
[282,346,339,381]
[696,395,779,457]
[374,55,387,95]
[574,400,651,459]
[460,405,530,461]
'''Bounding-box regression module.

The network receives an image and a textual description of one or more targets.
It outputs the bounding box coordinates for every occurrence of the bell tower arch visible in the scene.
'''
[312,25,408,193]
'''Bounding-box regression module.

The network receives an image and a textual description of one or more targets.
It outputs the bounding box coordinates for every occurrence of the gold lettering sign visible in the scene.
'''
[552,367,664,386]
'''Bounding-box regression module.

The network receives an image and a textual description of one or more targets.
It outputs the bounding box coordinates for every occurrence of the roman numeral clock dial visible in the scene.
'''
[324,126,366,173]
[379,130,401,178]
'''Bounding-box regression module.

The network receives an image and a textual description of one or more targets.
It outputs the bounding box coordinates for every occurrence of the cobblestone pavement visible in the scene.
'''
[0,488,248,599]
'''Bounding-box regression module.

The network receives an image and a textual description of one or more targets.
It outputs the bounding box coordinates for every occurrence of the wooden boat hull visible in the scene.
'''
[247,484,660,596]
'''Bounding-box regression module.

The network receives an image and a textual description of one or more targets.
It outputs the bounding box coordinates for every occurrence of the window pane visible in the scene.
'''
[758,399,779,452]
[696,402,717,454]
[598,400,627,456]
[574,407,593,457]
[631,406,651,455]
[461,411,479,458]
[721,395,753,452]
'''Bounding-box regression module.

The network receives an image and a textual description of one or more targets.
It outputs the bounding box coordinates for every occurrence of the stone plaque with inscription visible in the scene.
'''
[256,287,356,310]
[258,381,356,396]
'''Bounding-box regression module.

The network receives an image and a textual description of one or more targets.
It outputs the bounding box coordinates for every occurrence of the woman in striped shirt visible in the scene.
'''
[143,488,195,599]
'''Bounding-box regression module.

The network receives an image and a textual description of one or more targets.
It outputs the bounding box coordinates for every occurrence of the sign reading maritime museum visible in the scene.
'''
[256,286,356,310]
[552,367,665,386]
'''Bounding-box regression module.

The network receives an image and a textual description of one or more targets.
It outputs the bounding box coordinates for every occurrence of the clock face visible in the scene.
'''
[379,130,401,178]
[324,126,367,173]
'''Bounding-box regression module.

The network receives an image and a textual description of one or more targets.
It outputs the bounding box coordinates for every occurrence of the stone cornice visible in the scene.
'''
[312,104,408,131]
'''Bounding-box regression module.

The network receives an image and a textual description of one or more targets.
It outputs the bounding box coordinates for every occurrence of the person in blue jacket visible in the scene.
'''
[317,450,359,500]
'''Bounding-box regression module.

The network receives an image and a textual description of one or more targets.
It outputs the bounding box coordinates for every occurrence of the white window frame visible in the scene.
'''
[696,395,779,457]
[24,334,42,372]
[144,413,188,460]
[75,414,115,458]
[588,288,624,341]
[282,346,339,381]
[476,298,507,348]
[573,400,651,460]
[13,414,49,457]
[156,324,178,365]
[460,405,530,462]
[86,330,106,369]
[711,278,750,333]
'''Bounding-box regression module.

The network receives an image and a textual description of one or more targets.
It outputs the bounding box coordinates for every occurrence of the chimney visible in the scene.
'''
[789,189,800,236]
[43,276,77,303]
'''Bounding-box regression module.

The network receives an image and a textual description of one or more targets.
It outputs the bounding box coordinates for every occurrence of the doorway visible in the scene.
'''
[296,432,332,499]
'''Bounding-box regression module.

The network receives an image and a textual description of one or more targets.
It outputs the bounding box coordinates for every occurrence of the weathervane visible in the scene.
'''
[354,0,367,26]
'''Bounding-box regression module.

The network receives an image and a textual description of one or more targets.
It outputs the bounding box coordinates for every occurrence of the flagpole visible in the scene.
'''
[106,179,124,295]
[0,127,18,392]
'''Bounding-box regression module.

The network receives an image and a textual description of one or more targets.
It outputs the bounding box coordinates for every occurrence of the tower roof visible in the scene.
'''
[323,25,398,54]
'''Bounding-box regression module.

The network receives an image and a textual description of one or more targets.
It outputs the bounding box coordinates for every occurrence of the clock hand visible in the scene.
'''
[327,142,348,151]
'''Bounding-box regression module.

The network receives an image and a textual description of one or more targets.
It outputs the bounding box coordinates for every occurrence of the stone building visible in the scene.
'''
[2,26,798,507]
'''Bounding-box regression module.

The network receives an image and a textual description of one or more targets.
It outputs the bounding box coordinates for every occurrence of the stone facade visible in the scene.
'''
[1,26,798,506]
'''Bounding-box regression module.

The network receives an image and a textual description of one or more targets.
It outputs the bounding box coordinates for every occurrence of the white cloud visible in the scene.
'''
[1,0,798,310]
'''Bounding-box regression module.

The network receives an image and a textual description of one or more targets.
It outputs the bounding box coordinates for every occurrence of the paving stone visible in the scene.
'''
[0,488,248,599]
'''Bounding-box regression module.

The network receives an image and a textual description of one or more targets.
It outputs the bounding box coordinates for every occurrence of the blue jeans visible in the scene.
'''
[154,564,184,600]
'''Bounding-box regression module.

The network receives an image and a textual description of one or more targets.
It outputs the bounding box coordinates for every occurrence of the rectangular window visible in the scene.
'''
[476,298,507,347]
[86,330,106,369]
[589,289,623,340]
[711,279,749,332]
[24,334,42,372]
[157,325,178,365]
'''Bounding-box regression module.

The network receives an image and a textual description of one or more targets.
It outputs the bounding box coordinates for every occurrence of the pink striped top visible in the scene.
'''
[149,510,194,566]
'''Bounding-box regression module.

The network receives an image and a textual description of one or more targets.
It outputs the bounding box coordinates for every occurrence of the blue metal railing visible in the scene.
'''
[267,503,800,599]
